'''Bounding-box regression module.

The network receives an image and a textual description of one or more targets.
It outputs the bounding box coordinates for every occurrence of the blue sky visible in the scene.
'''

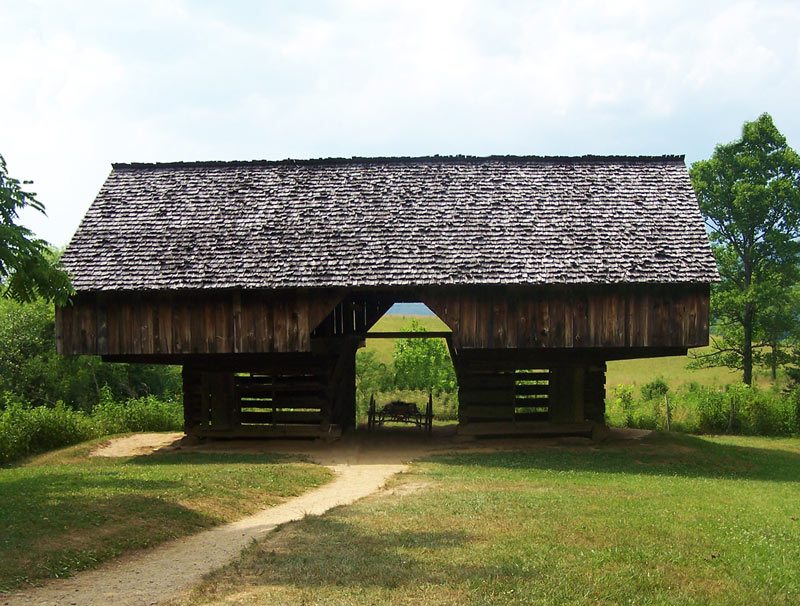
[2,0,799,246]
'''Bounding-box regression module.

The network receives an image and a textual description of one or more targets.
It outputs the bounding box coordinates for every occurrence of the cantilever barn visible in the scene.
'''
[56,155,719,438]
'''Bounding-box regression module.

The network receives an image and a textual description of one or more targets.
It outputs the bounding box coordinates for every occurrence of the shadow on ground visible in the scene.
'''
[213,517,472,592]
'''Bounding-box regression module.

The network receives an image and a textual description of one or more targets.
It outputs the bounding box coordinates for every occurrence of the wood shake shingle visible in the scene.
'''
[61,155,719,291]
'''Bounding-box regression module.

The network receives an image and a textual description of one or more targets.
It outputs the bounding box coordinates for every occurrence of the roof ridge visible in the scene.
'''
[112,154,686,170]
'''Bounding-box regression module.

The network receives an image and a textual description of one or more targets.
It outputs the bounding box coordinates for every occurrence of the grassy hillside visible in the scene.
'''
[606,349,779,392]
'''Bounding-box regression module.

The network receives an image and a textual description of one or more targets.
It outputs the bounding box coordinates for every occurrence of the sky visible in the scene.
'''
[2,0,799,247]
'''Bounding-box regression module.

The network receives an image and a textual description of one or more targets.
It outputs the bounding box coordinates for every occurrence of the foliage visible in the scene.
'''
[0,297,181,408]
[0,395,183,464]
[0,448,331,591]
[0,400,95,464]
[392,319,456,393]
[354,349,393,418]
[91,388,183,435]
[610,384,636,425]
[690,113,800,384]
[0,154,72,304]
[640,377,669,400]
[607,381,799,436]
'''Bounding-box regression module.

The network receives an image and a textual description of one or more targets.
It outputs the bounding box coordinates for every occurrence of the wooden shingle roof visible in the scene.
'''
[61,155,719,291]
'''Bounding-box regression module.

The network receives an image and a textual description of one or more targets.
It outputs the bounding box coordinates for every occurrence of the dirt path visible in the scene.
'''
[4,434,426,606]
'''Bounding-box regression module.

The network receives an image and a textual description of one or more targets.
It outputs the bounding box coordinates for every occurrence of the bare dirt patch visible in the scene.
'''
[90,432,184,458]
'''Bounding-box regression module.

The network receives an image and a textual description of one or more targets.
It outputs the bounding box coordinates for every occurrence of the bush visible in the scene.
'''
[393,320,456,394]
[92,389,183,435]
[0,393,183,464]
[0,400,95,464]
[355,350,394,419]
[641,378,669,401]
[607,381,800,437]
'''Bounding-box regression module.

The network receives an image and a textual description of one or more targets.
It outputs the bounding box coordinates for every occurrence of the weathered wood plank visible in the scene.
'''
[57,284,711,356]
[458,421,594,436]
[459,389,514,406]
[460,404,515,421]
[239,410,323,425]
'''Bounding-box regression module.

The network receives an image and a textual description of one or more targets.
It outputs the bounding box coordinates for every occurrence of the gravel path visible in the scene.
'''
[3,453,407,606]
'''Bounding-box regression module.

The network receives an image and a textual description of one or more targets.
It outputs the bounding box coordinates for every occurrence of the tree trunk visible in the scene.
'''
[743,303,754,386]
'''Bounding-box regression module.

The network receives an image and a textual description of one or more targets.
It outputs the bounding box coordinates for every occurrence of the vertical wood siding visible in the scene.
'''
[423,284,709,350]
[56,284,710,356]
[57,290,341,355]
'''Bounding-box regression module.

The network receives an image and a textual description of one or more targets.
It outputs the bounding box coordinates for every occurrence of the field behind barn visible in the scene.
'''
[362,315,795,435]
[365,314,767,393]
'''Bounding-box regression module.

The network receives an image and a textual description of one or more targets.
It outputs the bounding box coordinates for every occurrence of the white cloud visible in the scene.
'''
[1,0,799,245]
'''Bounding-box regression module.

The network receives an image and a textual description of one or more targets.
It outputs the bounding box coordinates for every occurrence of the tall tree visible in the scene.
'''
[690,113,800,384]
[0,154,72,304]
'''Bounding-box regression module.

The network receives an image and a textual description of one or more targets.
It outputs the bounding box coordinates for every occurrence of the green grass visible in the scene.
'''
[607,348,781,395]
[0,437,332,592]
[178,434,800,606]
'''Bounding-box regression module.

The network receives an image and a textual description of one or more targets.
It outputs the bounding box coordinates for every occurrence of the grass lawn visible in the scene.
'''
[0,437,332,592]
[177,434,800,606]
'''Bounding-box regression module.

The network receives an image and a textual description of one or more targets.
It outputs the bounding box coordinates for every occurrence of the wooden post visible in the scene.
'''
[328,338,359,431]
[368,394,376,430]
[181,365,202,434]
[549,366,585,424]
[206,371,235,431]
[665,393,671,432]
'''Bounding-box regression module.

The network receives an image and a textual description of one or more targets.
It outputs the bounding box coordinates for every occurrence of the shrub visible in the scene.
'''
[355,350,395,419]
[641,378,669,401]
[607,381,800,437]
[393,320,456,394]
[0,393,183,464]
[92,393,183,435]
[0,400,95,464]
[686,386,730,433]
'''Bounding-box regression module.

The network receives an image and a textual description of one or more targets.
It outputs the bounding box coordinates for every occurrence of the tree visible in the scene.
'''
[393,319,456,393]
[0,296,182,408]
[0,153,72,304]
[690,113,800,384]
